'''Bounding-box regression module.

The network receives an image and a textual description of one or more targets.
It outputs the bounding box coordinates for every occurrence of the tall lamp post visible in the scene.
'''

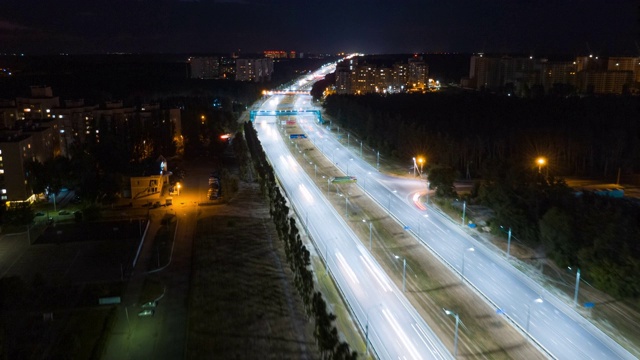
[417,156,425,177]
[526,298,544,332]
[500,225,512,259]
[394,255,407,292]
[363,219,373,250]
[461,247,475,279]
[536,157,547,175]
[387,190,396,212]
[568,266,581,307]
[426,181,430,205]
[365,304,383,356]
[345,195,348,217]
[443,309,461,357]
[461,201,466,226]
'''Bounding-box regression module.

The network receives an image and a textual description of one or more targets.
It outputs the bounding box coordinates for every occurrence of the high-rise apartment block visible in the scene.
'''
[0,86,182,205]
[334,56,429,95]
[189,57,220,79]
[464,54,640,95]
[235,58,274,82]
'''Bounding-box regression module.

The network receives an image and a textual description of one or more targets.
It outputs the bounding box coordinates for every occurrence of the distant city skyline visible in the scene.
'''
[0,0,638,55]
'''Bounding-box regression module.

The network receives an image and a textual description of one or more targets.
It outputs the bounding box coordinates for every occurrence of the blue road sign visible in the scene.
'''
[289,134,307,139]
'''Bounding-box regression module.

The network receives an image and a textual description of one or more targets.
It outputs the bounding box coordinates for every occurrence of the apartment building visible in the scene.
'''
[408,57,429,89]
[16,85,60,122]
[53,99,97,157]
[189,57,220,79]
[0,100,18,129]
[0,85,183,205]
[465,54,639,95]
[0,127,55,205]
[337,56,429,95]
[235,58,274,82]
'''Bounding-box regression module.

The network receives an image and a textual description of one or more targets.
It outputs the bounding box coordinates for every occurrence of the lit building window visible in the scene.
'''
[1,189,6,194]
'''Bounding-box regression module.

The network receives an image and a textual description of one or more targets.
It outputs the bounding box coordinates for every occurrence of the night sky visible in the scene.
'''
[1,0,638,55]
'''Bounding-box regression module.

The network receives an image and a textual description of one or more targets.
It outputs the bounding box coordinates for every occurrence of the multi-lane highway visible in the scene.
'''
[253,60,638,359]
[256,95,452,359]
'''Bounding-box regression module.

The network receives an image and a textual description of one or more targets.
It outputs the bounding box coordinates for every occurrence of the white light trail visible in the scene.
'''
[299,184,314,204]
[382,308,423,360]
[336,252,359,284]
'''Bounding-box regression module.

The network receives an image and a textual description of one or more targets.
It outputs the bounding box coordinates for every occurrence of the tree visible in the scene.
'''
[428,165,458,197]
[539,207,574,266]
[3,203,34,226]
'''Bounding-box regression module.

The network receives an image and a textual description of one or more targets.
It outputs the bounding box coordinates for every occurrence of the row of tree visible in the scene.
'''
[478,164,640,299]
[243,121,358,359]
[323,92,640,301]
[323,92,640,179]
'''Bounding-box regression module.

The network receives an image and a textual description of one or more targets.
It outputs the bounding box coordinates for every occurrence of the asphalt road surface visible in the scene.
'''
[255,62,636,360]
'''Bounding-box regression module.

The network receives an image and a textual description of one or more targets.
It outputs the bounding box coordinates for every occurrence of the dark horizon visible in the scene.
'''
[1,0,638,56]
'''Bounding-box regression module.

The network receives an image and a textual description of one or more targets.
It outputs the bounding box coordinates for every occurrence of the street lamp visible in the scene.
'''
[461,247,475,279]
[413,156,425,177]
[365,304,383,356]
[426,180,430,205]
[176,182,181,196]
[461,200,466,226]
[394,255,407,292]
[443,309,461,357]
[345,194,348,217]
[363,219,373,250]
[536,157,546,174]
[526,298,544,332]
[568,266,581,307]
[500,225,512,259]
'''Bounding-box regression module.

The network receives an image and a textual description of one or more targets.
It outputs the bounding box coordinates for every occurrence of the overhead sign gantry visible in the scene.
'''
[249,109,324,124]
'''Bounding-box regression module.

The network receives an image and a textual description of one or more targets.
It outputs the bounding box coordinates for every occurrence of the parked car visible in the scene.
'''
[138,309,155,317]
